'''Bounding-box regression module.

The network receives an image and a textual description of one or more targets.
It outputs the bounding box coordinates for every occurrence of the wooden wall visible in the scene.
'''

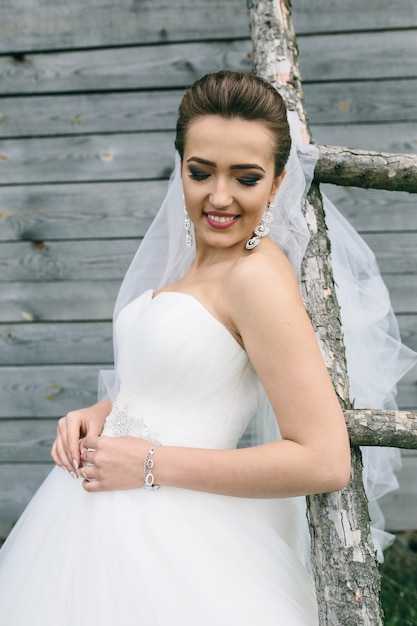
[1,0,416,537]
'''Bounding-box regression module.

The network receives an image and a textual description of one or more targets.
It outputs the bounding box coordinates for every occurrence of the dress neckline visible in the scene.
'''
[150,289,246,355]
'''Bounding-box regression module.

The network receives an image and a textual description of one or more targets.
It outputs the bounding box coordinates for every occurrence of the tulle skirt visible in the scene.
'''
[0,466,318,625]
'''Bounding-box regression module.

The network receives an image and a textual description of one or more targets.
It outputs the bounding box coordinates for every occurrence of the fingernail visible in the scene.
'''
[73,459,79,471]
[70,471,77,480]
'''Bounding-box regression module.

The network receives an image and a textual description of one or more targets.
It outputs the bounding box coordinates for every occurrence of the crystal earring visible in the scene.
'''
[245,202,274,250]
[184,206,193,248]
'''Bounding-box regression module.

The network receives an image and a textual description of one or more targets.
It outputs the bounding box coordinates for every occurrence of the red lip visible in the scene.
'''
[204,212,240,229]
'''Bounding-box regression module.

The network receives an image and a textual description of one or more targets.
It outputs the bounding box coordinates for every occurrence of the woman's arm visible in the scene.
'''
[155,253,350,497]
[80,252,350,496]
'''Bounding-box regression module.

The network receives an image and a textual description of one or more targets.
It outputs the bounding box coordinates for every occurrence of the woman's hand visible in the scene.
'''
[78,436,151,492]
[51,399,112,478]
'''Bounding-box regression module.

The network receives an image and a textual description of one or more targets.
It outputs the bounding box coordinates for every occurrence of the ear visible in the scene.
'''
[269,170,286,203]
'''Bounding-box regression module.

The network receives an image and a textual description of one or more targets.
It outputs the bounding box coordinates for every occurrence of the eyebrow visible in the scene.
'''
[186,156,265,173]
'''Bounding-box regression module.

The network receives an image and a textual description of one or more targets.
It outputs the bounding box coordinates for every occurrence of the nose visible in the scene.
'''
[208,178,233,209]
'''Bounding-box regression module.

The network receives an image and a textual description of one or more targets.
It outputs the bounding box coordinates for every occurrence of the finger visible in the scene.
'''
[50,437,63,467]
[82,436,100,451]
[80,447,96,466]
[65,417,85,473]
[50,438,60,466]
[52,421,77,476]
[80,467,96,483]
[55,416,79,472]
[80,437,101,464]
[82,478,103,493]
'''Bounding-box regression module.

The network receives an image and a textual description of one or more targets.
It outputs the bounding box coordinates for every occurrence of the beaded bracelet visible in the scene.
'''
[143,444,160,491]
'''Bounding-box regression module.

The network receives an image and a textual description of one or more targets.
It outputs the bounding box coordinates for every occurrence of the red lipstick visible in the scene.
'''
[204,211,240,229]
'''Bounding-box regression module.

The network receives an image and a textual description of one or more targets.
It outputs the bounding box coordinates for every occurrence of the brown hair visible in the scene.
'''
[175,70,291,177]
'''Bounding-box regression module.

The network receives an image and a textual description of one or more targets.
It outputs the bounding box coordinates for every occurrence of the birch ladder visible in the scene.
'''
[247,1,417,624]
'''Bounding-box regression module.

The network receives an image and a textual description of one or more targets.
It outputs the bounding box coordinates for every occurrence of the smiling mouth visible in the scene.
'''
[208,214,236,223]
[204,212,240,228]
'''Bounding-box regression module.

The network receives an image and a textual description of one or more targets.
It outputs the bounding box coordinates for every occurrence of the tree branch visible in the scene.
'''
[315,145,417,193]
[345,409,417,448]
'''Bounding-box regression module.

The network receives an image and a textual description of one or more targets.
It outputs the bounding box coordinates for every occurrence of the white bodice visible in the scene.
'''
[102,289,261,448]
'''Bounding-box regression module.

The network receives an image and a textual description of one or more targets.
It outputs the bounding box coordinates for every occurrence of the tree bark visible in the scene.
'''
[247,1,384,624]
[315,145,417,193]
[345,409,417,448]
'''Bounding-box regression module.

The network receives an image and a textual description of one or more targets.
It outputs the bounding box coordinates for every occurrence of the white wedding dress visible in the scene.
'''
[0,289,319,625]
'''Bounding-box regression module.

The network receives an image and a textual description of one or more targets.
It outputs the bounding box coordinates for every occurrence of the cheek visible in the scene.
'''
[181,177,192,202]
[183,183,196,202]
[249,187,271,210]
[182,185,202,214]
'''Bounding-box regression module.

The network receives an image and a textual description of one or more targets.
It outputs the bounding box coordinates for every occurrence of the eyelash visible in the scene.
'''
[188,167,261,187]
[188,168,209,182]
[239,176,261,187]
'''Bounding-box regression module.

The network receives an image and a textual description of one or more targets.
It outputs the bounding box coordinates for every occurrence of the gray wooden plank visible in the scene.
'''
[0,355,415,423]
[384,275,417,313]
[322,186,417,233]
[1,233,415,281]
[0,365,105,418]
[292,0,417,34]
[0,239,137,281]
[0,91,183,138]
[1,315,414,368]
[0,359,414,421]
[0,181,164,242]
[0,419,55,463]
[2,364,410,421]
[2,79,417,139]
[0,0,250,53]
[1,281,118,322]
[0,0,416,54]
[0,464,52,538]
[1,30,416,96]
[304,79,417,126]
[311,122,417,155]
[361,233,417,275]
[0,132,175,184]
[380,453,417,531]
[1,122,417,185]
[0,40,252,95]
[1,272,415,326]
[1,314,415,370]
[0,321,113,365]
[298,30,417,82]
[395,365,417,410]
[397,314,417,352]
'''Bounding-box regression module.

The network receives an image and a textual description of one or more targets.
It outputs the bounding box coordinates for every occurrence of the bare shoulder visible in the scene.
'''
[224,240,303,312]
[217,239,310,350]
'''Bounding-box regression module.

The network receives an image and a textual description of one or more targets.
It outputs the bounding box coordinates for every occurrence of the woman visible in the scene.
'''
[0,71,409,625]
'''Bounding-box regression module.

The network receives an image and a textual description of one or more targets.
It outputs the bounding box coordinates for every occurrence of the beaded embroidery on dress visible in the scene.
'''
[103,402,161,443]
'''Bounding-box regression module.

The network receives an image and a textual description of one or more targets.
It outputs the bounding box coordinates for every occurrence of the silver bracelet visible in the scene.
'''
[143,444,160,491]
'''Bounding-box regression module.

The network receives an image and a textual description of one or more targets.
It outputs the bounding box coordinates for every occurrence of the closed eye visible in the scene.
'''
[237,176,261,187]
[188,166,210,181]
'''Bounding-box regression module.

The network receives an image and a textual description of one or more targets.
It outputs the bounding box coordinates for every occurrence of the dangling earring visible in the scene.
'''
[245,202,274,250]
[184,206,193,248]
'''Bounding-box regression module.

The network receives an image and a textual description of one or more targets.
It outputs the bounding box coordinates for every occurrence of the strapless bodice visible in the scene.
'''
[102,290,261,448]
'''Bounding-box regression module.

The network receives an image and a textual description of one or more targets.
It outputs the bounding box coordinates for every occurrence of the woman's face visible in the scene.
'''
[181,115,283,253]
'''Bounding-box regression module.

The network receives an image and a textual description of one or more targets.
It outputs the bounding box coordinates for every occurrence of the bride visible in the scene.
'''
[0,70,412,625]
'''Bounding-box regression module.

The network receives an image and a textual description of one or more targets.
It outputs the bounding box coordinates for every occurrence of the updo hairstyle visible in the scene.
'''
[175,70,291,177]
